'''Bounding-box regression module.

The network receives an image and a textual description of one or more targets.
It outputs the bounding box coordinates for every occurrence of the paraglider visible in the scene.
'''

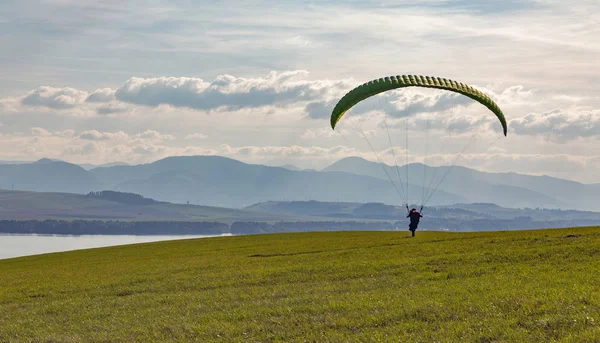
[330,74,508,236]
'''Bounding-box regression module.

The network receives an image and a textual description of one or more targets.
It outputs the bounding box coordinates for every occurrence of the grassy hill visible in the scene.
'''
[1,228,599,342]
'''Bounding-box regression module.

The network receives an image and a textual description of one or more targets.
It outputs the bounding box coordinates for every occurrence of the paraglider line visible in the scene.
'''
[423,133,480,206]
[383,119,408,204]
[352,119,407,203]
[420,120,430,208]
[405,113,409,207]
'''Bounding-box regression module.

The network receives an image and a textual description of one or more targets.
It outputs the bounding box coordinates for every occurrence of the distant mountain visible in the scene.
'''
[0,159,129,170]
[90,156,464,208]
[278,164,304,171]
[0,159,102,194]
[79,162,129,170]
[323,157,599,210]
[3,155,599,211]
[0,160,33,165]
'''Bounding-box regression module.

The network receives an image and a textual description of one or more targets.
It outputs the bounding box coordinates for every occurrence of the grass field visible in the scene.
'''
[1,227,600,342]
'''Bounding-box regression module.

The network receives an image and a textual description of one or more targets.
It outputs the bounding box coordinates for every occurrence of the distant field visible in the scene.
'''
[1,228,599,342]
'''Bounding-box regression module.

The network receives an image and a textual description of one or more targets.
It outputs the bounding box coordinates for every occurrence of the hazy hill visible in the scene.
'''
[90,156,464,208]
[0,159,102,194]
[2,155,599,211]
[247,200,600,222]
[322,157,599,210]
[278,164,305,171]
[0,189,297,223]
[78,162,129,170]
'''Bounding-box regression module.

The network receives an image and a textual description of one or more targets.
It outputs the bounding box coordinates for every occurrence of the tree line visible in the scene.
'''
[0,220,227,235]
[1,218,597,236]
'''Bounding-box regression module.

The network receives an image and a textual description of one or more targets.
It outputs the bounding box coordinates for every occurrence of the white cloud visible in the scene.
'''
[96,103,128,115]
[510,108,600,141]
[78,130,129,141]
[31,127,52,137]
[114,71,352,111]
[185,133,208,140]
[132,144,167,156]
[65,142,100,156]
[76,129,174,142]
[219,144,362,161]
[21,87,88,109]
[553,95,585,103]
[134,130,174,141]
[494,85,536,106]
[0,97,19,113]
[57,129,75,137]
[86,88,116,103]
[301,128,350,140]
[285,35,311,47]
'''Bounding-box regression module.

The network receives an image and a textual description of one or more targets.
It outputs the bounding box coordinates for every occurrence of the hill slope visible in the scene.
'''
[0,189,297,223]
[1,228,599,342]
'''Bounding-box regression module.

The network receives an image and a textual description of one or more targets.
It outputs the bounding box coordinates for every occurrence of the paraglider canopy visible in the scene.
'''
[330,74,507,136]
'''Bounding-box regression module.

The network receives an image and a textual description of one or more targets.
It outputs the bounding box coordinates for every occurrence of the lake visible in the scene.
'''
[0,233,231,260]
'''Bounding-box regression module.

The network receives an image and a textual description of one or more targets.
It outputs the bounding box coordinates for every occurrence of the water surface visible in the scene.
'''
[0,234,230,260]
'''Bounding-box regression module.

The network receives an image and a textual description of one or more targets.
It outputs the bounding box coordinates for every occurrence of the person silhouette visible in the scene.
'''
[407,208,423,237]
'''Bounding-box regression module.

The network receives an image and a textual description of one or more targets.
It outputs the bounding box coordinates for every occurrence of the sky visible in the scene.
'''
[0,0,599,182]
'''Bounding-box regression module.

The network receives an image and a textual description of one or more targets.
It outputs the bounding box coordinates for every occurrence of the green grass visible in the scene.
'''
[1,228,600,342]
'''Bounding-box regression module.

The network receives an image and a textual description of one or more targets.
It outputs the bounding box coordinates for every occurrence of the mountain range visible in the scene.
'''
[0,155,598,210]
[323,157,600,210]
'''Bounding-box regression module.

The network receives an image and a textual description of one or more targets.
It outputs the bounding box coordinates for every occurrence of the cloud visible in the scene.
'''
[79,130,129,141]
[219,144,361,160]
[77,129,173,142]
[553,94,585,103]
[21,86,88,109]
[134,130,174,141]
[31,127,52,137]
[384,90,474,118]
[301,128,352,140]
[96,103,128,115]
[132,144,168,156]
[304,99,338,120]
[185,133,208,140]
[57,129,75,137]
[0,97,19,113]
[285,35,311,47]
[510,108,600,141]
[114,71,352,111]
[5,72,535,135]
[65,142,100,156]
[86,88,116,103]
